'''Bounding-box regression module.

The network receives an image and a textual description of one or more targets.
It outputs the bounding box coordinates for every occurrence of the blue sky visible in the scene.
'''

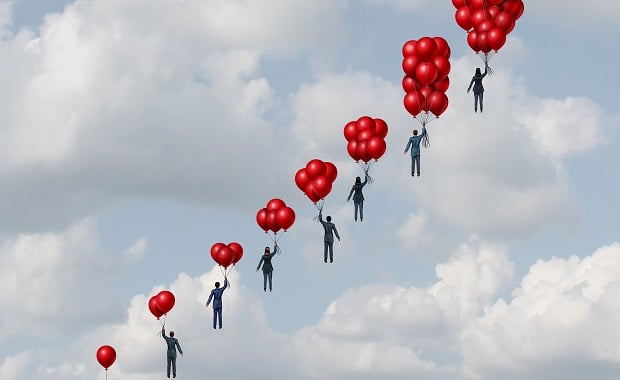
[0,0,619,379]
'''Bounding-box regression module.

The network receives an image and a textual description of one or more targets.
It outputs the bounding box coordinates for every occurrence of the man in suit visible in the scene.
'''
[256,244,279,292]
[161,327,183,378]
[404,126,427,177]
[206,277,228,329]
[318,210,340,263]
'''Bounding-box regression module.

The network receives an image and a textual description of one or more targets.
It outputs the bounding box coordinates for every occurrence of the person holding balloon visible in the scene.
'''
[206,277,228,329]
[318,210,340,263]
[256,244,279,292]
[404,127,427,177]
[467,64,489,113]
[347,173,369,222]
[161,326,183,378]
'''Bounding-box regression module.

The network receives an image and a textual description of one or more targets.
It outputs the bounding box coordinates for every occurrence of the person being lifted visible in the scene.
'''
[347,173,369,222]
[318,210,340,263]
[256,244,279,292]
[205,276,228,329]
[404,126,427,177]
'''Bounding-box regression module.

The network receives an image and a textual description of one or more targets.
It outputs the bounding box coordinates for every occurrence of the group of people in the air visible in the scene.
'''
[160,65,490,378]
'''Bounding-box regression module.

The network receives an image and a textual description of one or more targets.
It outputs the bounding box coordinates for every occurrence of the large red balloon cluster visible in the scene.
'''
[402,36,450,120]
[210,242,244,269]
[453,0,524,54]
[256,198,296,234]
[96,345,117,370]
[295,159,338,203]
[148,290,176,320]
[343,116,388,163]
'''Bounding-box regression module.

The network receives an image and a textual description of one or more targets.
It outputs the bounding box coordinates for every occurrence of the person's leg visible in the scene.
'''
[415,155,420,176]
[354,202,359,221]
[329,241,334,262]
[212,308,217,329]
[268,271,273,291]
[263,272,267,291]
[411,155,415,176]
[217,308,223,328]
[324,241,328,262]
[480,92,484,112]
[359,201,364,221]
[172,357,176,378]
[167,356,171,378]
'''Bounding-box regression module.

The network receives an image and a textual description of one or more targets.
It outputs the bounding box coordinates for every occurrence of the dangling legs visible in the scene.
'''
[328,241,334,263]
[167,356,172,378]
[263,272,267,291]
[358,201,364,221]
[410,155,415,176]
[171,357,176,378]
[267,271,273,291]
[354,202,359,221]
[480,92,484,112]
[474,92,482,112]
[413,155,420,176]
[323,241,329,262]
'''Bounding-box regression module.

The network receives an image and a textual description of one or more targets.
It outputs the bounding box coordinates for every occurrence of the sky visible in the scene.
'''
[0,0,619,379]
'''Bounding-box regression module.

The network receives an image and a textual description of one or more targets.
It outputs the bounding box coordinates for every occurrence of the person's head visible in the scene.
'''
[215,281,220,288]
[326,216,332,222]
[169,331,175,337]
[475,67,481,75]
[264,246,270,254]
[413,129,418,136]
[355,176,361,185]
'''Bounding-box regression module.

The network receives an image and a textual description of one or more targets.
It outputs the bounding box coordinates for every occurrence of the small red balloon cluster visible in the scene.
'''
[96,344,117,370]
[256,198,296,234]
[453,0,524,54]
[210,242,243,269]
[148,290,176,320]
[343,116,388,163]
[402,36,450,121]
[295,159,338,203]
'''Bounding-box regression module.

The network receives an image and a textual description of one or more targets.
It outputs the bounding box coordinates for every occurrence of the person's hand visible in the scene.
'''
[467,89,470,94]
[256,269,259,272]
[338,237,341,241]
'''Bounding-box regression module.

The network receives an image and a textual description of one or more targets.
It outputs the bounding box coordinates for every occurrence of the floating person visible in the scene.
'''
[318,210,340,263]
[161,326,183,379]
[404,126,427,177]
[467,64,489,112]
[205,277,228,329]
[347,173,369,222]
[256,244,279,292]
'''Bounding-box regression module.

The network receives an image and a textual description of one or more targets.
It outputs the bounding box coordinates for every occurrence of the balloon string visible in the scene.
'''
[106,368,108,380]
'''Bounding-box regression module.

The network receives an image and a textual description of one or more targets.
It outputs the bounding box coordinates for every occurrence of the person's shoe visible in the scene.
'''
[411,173,415,177]
[269,288,272,292]
[354,218,357,222]
[219,325,222,329]
[417,173,420,176]
[324,258,327,263]
[167,375,170,379]
[330,259,333,263]
[173,375,176,378]
[264,288,266,292]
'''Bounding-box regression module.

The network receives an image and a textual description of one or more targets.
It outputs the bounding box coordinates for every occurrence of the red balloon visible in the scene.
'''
[148,296,163,319]
[228,242,243,264]
[467,30,480,52]
[356,140,372,163]
[469,0,484,8]
[256,208,268,232]
[455,7,473,31]
[215,245,234,268]
[477,19,494,32]
[305,159,326,178]
[355,116,375,132]
[343,121,357,141]
[266,209,280,233]
[414,37,437,61]
[494,11,515,34]
[415,62,438,86]
[347,140,359,161]
[211,242,225,263]
[452,0,468,7]
[432,55,451,79]
[476,31,492,53]
[434,77,450,92]
[503,0,524,20]
[366,137,386,161]
[402,39,417,57]
[357,129,373,141]
[266,198,285,211]
[488,5,501,19]
[402,75,420,93]
[402,56,419,77]
[487,27,506,51]
[324,162,338,183]
[304,182,321,203]
[419,86,433,100]
[428,91,449,117]
[471,9,491,28]
[404,91,424,117]
[276,207,295,231]
[96,345,116,369]
[374,118,388,138]
[156,290,175,314]
[433,37,451,58]
[313,176,333,199]
[294,168,310,191]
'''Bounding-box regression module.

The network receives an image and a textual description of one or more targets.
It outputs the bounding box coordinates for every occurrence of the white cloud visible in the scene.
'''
[396,212,434,252]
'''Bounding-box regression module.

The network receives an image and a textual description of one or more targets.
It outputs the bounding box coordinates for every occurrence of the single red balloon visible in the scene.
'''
[305,159,326,178]
[211,242,225,263]
[312,176,333,199]
[148,296,163,319]
[266,209,280,233]
[415,62,438,86]
[356,140,373,163]
[366,137,387,161]
[471,9,491,28]
[432,55,451,80]
[488,5,501,19]
[304,182,321,203]
[503,0,524,20]
[374,118,388,138]
[428,91,449,117]
[455,7,473,31]
[343,121,357,141]
[433,37,451,58]
[404,91,424,117]
[494,11,515,34]
[402,56,419,77]
[476,31,492,53]
[487,27,506,51]
[414,37,437,61]
[357,129,373,142]
[467,30,480,52]
[294,168,310,192]
[256,208,269,232]
[347,140,360,161]
[266,198,285,211]
[355,116,375,132]
[324,162,337,183]
[276,207,296,231]
[433,77,450,93]
[402,39,417,57]
[402,75,420,93]
[227,242,243,264]
[215,245,234,268]
[156,290,175,314]
[97,345,116,369]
